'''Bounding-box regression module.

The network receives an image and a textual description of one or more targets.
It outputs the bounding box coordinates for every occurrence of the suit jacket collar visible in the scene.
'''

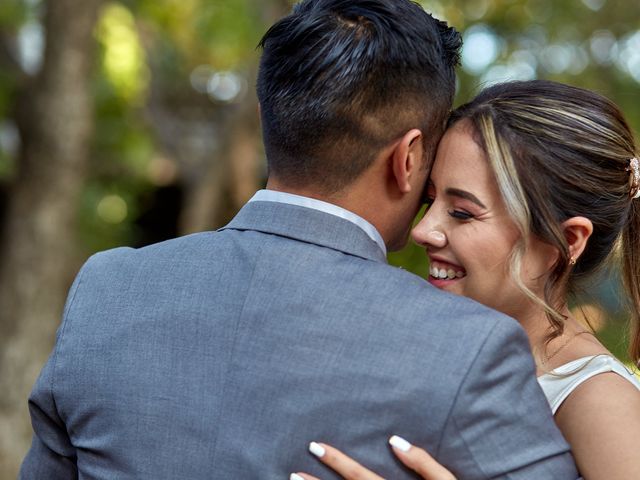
[219,201,388,264]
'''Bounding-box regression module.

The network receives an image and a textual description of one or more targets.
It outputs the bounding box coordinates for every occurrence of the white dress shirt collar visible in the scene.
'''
[248,189,387,256]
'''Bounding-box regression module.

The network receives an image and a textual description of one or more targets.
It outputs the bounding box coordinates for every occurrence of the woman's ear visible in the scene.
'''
[391,129,423,194]
[562,216,594,263]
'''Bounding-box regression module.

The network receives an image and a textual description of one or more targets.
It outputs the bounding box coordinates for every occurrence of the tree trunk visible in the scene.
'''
[0,0,103,474]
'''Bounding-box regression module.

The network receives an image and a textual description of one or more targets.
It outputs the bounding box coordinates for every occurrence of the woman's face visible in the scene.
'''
[411,121,556,320]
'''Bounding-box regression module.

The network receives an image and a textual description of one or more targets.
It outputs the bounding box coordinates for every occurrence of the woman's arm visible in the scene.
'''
[554,372,640,480]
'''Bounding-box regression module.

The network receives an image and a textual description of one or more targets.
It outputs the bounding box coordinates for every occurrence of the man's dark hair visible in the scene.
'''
[257,0,461,193]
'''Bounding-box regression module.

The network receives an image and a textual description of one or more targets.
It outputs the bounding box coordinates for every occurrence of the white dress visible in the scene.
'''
[537,355,640,414]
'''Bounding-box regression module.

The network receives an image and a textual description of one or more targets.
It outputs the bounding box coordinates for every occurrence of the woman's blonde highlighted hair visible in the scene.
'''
[449,80,640,365]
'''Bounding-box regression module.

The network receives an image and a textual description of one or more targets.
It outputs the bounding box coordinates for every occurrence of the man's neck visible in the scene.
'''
[265,178,391,247]
[265,179,342,204]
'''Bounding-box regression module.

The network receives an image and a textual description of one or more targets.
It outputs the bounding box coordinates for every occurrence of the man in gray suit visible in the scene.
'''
[21,0,578,478]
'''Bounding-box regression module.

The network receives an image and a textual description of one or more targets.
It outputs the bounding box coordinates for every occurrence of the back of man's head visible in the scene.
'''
[257,0,461,194]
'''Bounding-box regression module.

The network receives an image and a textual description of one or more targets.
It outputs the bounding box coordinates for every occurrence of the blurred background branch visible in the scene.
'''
[0,0,639,475]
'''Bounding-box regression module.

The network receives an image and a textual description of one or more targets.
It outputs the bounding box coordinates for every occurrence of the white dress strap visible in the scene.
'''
[537,355,640,414]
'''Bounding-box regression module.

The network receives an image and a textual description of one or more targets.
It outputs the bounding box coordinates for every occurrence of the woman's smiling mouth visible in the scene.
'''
[428,259,466,287]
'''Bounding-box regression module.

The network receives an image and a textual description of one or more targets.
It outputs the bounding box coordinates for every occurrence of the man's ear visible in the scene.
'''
[391,129,423,194]
[562,216,594,263]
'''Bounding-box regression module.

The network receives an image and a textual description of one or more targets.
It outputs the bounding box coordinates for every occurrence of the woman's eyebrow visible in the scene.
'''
[445,187,487,208]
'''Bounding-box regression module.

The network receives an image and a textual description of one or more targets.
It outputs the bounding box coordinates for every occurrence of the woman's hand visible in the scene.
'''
[291,436,456,480]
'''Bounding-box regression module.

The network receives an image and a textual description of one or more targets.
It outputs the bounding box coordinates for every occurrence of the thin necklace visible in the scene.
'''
[540,330,594,366]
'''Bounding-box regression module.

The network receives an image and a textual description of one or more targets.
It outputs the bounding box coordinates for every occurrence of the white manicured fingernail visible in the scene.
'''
[309,441,326,458]
[290,474,305,480]
[389,435,412,452]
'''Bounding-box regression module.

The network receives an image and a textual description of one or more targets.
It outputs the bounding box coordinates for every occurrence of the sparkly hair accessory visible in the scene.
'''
[628,157,640,199]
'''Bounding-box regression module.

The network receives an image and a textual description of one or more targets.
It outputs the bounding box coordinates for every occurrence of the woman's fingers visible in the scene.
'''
[389,436,457,480]
[298,441,386,480]
[293,438,455,480]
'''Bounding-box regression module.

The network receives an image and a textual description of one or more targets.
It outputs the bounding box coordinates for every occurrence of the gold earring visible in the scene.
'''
[569,257,576,266]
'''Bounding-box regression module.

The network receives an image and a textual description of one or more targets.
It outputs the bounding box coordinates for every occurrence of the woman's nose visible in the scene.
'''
[411,216,447,248]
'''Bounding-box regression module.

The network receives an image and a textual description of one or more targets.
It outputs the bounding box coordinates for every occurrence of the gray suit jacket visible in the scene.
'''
[21,200,578,479]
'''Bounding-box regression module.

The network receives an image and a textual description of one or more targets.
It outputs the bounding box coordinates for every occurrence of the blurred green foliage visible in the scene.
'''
[2,0,639,251]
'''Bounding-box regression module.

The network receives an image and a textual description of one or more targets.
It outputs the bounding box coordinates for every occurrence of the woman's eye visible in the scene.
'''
[448,209,474,220]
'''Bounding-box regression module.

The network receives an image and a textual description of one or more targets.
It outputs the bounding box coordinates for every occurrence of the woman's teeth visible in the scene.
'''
[429,262,465,280]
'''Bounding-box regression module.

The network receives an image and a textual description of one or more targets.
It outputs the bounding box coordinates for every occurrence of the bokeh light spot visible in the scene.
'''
[207,71,246,103]
[540,44,573,74]
[581,0,606,11]
[97,195,128,224]
[590,30,618,65]
[462,25,500,74]
[617,31,640,84]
